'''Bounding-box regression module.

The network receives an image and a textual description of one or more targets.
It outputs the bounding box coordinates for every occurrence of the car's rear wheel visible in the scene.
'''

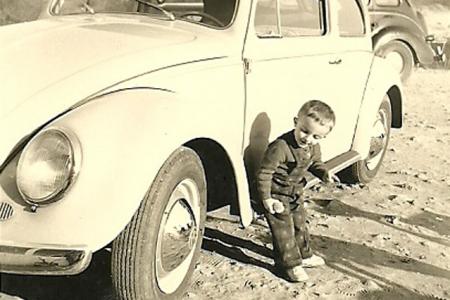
[112,147,206,300]
[375,40,414,82]
[341,96,392,184]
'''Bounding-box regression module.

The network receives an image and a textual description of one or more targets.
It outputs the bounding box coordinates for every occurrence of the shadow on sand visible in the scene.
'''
[311,198,450,246]
[402,209,450,237]
[203,204,450,299]
[311,234,450,299]
[202,227,277,276]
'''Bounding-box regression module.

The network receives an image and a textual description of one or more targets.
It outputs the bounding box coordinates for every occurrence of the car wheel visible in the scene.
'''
[343,96,392,184]
[111,147,206,300]
[375,40,414,82]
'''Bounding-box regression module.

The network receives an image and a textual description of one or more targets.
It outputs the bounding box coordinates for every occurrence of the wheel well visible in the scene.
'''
[398,39,419,64]
[387,85,403,128]
[184,138,239,215]
[373,35,418,64]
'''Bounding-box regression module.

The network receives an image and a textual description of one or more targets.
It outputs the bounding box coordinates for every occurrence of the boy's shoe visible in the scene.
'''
[285,265,309,282]
[302,254,325,268]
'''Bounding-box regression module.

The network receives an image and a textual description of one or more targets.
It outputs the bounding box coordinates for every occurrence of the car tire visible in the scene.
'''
[341,96,392,184]
[375,40,414,82]
[111,147,207,300]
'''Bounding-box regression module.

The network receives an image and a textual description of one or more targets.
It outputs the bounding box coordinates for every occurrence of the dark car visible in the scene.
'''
[368,0,443,81]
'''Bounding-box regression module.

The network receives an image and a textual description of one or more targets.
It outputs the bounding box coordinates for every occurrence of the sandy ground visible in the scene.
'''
[1,57,450,300]
[419,4,450,41]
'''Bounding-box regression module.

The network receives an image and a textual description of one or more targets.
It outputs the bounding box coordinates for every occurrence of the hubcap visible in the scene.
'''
[366,107,388,171]
[155,178,201,294]
[385,51,405,74]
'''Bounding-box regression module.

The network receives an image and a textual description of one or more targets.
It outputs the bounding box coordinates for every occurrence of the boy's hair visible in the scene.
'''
[298,100,336,126]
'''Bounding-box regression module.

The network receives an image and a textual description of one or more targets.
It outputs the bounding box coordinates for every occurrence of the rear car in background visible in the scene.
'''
[368,0,446,81]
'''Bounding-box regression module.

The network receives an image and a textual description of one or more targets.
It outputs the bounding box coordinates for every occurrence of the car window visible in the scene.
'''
[280,0,326,37]
[375,0,400,6]
[50,0,237,28]
[254,0,280,37]
[337,0,365,36]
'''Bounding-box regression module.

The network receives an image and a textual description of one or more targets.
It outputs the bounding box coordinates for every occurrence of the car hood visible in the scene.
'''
[0,15,230,164]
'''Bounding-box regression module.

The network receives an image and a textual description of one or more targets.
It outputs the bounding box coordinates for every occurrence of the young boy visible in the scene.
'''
[256,100,336,282]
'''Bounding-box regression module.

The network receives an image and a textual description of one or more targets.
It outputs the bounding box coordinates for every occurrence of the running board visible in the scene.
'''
[304,150,361,189]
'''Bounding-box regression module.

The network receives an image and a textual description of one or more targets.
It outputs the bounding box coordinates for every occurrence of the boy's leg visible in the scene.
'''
[264,196,303,269]
[291,199,313,259]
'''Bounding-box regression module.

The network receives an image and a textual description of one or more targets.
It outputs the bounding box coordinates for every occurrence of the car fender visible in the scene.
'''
[1,85,251,251]
[372,27,434,65]
[352,56,403,158]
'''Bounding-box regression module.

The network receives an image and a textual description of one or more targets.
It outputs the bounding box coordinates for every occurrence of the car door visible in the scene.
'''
[317,0,374,159]
[242,0,358,177]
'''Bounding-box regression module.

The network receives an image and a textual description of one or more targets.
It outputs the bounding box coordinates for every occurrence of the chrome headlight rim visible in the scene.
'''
[16,127,82,206]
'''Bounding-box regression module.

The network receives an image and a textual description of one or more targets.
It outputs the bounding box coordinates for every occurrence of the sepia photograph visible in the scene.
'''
[0,0,449,299]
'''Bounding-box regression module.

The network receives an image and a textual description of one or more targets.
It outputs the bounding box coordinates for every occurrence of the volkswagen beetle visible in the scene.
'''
[0,0,403,299]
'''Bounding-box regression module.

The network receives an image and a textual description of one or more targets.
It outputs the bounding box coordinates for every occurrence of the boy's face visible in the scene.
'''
[294,114,334,148]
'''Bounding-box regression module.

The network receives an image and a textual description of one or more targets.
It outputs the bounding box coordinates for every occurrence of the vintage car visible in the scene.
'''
[367,0,443,81]
[0,0,403,299]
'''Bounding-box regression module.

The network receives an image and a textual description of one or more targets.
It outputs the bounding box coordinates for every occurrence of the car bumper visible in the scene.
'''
[426,35,448,65]
[0,242,92,275]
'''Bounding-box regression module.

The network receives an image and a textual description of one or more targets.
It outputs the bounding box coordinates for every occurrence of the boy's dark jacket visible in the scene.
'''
[257,130,328,200]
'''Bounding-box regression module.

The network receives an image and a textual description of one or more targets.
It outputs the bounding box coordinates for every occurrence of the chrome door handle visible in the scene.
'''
[329,58,342,65]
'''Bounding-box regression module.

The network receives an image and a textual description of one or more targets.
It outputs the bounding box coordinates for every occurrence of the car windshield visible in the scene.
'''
[50,0,238,28]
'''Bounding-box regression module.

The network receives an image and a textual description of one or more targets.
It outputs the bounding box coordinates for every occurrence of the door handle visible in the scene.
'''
[329,58,342,65]
[244,58,252,75]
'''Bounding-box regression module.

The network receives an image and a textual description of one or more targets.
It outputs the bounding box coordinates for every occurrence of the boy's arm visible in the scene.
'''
[256,140,287,201]
[308,144,329,181]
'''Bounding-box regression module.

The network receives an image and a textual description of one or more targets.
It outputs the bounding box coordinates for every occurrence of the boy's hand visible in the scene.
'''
[262,198,285,214]
[323,172,340,184]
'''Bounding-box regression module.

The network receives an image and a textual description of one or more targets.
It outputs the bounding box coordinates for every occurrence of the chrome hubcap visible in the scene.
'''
[366,107,388,171]
[155,179,201,294]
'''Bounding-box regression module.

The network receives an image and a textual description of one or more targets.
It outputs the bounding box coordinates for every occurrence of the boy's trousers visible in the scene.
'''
[264,194,313,269]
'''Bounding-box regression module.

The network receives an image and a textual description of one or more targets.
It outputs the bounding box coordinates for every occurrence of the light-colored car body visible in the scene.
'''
[0,0,402,281]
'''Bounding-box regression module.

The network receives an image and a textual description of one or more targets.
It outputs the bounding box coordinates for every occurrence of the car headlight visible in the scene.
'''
[16,128,80,205]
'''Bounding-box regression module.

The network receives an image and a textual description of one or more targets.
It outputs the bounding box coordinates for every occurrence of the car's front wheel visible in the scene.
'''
[342,96,392,184]
[375,40,415,82]
[111,147,207,300]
